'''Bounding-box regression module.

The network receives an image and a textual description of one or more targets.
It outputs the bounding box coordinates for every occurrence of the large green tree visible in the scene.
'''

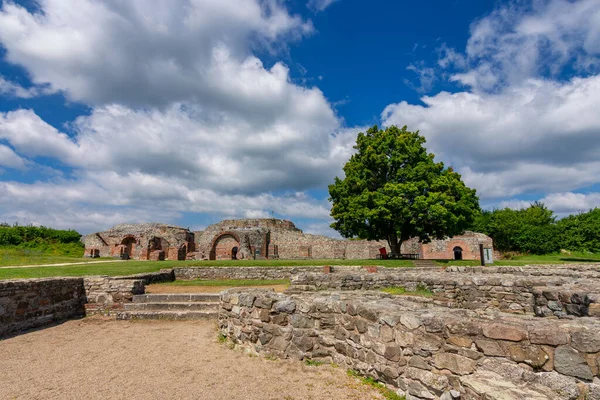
[328,125,480,254]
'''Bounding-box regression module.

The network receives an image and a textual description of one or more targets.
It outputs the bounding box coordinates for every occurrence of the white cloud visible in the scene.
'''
[383,0,600,204]
[499,192,600,217]
[0,179,332,233]
[0,76,43,98]
[0,144,26,169]
[445,0,600,91]
[307,0,339,12]
[382,75,600,199]
[0,0,313,106]
[0,0,357,233]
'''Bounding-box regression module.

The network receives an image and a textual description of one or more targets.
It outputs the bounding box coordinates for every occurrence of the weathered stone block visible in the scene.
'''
[529,326,569,346]
[571,329,600,353]
[482,323,527,342]
[554,346,594,381]
[433,353,477,375]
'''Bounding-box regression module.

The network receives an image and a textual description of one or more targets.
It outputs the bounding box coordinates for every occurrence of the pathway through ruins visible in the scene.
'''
[0,317,384,400]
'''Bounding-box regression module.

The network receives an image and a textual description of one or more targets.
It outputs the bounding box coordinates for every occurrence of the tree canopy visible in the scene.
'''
[328,125,480,254]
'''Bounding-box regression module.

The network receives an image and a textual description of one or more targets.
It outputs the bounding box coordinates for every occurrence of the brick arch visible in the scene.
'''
[119,235,137,257]
[209,232,242,260]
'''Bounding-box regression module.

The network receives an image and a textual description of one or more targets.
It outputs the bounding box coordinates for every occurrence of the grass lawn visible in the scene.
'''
[0,259,413,280]
[434,252,600,266]
[159,278,289,287]
[2,252,599,280]
[0,245,90,267]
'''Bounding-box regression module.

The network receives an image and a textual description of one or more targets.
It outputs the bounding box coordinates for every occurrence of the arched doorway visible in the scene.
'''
[453,246,463,260]
[121,237,136,259]
[210,233,241,260]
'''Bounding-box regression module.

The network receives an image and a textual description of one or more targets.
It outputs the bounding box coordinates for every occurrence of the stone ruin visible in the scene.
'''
[83,218,493,261]
[82,223,194,260]
[218,264,600,399]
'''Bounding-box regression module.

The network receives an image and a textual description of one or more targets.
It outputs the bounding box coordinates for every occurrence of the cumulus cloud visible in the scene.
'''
[383,75,600,198]
[0,179,331,233]
[383,0,600,205]
[0,0,313,107]
[0,144,26,169]
[0,0,356,232]
[0,76,44,98]
[499,192,600,217]
[445,0,600,91]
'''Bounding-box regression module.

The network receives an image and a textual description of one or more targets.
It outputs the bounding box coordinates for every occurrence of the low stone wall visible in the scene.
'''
[111,269,175,285]
[446,264,600,279]
[173,265,383,280]
[290,270,600,317]
[0,278,86,337]
[218,289,600,400]
[83,269,174,314]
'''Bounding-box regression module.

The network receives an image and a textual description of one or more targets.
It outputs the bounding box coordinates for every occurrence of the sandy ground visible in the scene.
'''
[0,317,383,400]
[146,284,289,293]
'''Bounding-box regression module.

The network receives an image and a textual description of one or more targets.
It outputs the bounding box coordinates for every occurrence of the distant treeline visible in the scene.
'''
[470,202,600,254]
[0,223,82,246]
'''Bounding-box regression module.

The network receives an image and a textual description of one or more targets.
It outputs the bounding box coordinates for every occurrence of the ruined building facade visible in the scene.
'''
[82,223,195,260]
[83,218,493,261]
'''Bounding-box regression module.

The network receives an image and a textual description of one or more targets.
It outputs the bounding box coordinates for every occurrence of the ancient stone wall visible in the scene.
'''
[0,278,86,337]
[82,223,194,260]
[219,289,600,399]
[174,265,381,280]
[401,232,493,260]
[289,269,600,318]
[83,270,174,314]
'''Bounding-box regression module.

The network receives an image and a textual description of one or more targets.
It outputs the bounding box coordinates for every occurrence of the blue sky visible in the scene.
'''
[1,0,599,235]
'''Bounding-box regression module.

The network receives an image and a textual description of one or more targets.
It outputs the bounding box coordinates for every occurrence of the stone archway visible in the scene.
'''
[453,246,463,260]
[210,232,241,260]
[121,236,137,259]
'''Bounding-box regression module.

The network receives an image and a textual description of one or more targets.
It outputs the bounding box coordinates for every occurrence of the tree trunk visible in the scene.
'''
[387,234,401,255]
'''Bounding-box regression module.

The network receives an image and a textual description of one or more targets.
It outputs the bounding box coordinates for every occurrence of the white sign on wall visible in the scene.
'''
[484,248,494,264]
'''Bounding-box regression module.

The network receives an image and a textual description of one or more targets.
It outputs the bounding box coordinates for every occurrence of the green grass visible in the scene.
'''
[0,262,168,280]
[304,359,324,367]
[434,252,600,266]
[381,285,433,297]
[0,244,88,266]
[160,278,289,287]
[0,258,414,280]
[2,251,599,280]
[347,370,405,400]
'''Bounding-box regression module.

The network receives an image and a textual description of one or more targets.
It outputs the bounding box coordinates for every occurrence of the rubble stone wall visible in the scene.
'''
[0,278,86,337]
[173,265,382,281]
[219,289,600,400]
[290,270,600,317]
[82,270,174,314]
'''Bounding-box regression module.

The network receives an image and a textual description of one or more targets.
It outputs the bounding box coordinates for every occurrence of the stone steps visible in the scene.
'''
[123,301,219,311]
[116,310,217,320]
[132,293,220,303]
[117,293,220,320]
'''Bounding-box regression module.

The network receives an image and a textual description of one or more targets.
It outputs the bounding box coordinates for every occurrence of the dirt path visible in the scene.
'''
[146,284,289,293]
[0,317,383,400]
[0,259,126,269]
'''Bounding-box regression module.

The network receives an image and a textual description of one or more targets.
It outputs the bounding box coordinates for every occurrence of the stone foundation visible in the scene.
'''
[289,267,600,318]
[218,289,600,400]
[0,278,86,337]
[173,265,384,280]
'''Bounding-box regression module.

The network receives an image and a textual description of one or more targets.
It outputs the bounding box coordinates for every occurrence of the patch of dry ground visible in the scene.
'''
[146,284,289,293]
[0,317,383,400]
